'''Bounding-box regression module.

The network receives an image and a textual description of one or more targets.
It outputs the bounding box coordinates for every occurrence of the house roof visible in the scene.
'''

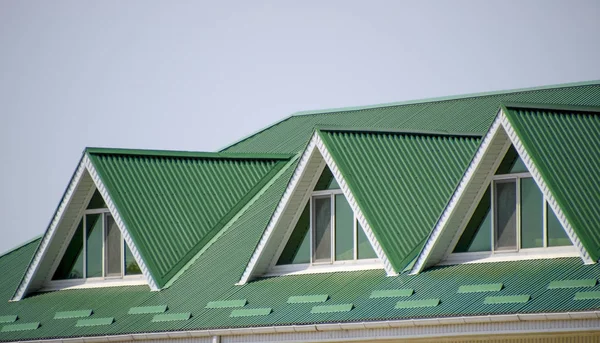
[2,81,600,341]
[318,129,480,271]
[502,103,600,261]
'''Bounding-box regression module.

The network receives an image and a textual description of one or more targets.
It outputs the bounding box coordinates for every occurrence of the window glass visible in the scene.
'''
[105,214,122,277]
[312,197,332,263]
[357,221,378,259]
[86,214,103,277]
[494,180,517,251]
[334,194,354,261]
[124,242,142,275]
[454,187,491,253]
[520,178,543,248]
[547,204,572,247]
[314,167,340,190]
[495,145,528,175]
[52,220,85,280]
[87,189,107,209]
[277,203,311,265]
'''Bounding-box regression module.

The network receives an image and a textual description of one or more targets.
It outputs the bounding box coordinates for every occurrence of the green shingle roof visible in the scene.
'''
[2,82,600,342]
[318,129,480,271]
[88,150,290,287]
[502,104,600,261]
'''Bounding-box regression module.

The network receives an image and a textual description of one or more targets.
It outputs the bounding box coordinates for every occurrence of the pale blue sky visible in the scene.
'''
[1,0,599,253]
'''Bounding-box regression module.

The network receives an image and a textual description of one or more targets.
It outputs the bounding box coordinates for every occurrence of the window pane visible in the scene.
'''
[495,146,528,175]
[105,214,122,277]
[277,203,310,265]
[52,220,84,280]
[314,167,340,190]
[547,204,572,247]
[454,187,491,253]
[334,194,354,261]
[87,189,107,209]
[86,214,103,278]
[313,197,332,263]
[124,242,142,275]
[520,178,543,248]
[494,180,517,251]
[357,221,377,259]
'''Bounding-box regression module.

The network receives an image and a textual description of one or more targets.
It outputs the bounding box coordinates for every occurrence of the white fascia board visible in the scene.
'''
[315,133,396,276]
[238,134,320,284]
[411,110,593,274]
[499,110,593,264]
[84,154,160,290]
[239,132,395,284]
[410,114,504,275]
[11,157,88,301]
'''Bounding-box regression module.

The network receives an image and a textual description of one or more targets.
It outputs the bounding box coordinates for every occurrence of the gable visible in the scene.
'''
[412,104,599,273]
[87,149,291,287]
[319,129,481,271]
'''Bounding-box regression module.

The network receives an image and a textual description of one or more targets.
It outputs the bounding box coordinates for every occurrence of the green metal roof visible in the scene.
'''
[502,104,600,261]
[88,150,290,287]
[318,129,480,271]
[223,81,600,154]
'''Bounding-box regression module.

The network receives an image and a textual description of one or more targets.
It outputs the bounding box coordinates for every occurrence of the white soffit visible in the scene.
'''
[411,110,592,274]
[239,132,395,284]
[11,154,158,301]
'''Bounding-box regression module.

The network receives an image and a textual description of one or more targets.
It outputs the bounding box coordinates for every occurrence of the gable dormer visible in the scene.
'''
[411,104,600,273]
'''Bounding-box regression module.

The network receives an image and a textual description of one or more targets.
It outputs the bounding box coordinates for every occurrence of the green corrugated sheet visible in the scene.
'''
[205,299,247,308]
[370,289,413,298]
[54,310,92,319]
[75,318,114,327]
[457,283,503,293]
[0,316,17,324]
[319,129,480,271]
[484,295,530,304]
[503,104,600,261]
[88,151,290,287]
[152,313,191,322]
[310,304,353,314]
[230,308,272,317]
[548,279,596,289]
[1,323,39,333]
[2,83,600,342]
[287,295,328,303]
[128,305,167,314]
[395,299,439,309]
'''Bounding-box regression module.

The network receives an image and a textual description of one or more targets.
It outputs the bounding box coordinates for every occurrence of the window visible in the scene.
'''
[52,190,142,281]
[452,146,572,258]
[276,167,378,268]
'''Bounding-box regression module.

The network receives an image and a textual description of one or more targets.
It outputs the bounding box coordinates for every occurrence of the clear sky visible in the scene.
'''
[1,0,599,253]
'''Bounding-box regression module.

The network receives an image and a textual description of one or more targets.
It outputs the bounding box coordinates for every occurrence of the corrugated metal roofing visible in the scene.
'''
[88,150,290,287]
[503,104,600,260]
[318,129,480,271]
[223,82,600,154]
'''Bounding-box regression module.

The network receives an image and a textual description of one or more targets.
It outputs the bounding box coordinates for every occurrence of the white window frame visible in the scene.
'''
[269,188,381,275]
[46,207,143,288]
[447,171,578,264]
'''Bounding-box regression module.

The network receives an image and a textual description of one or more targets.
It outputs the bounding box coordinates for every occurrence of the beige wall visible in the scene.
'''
[373,331,600,343]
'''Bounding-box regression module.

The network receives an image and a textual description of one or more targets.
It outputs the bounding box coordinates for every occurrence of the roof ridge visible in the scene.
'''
[291,80,600,117]
[317,126,482,138]
[501,102,600,114]
[85,147,292,160]
[0,236,41,260]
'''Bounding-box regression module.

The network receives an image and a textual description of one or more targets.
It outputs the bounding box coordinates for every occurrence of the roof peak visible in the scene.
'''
[293,80,600,117]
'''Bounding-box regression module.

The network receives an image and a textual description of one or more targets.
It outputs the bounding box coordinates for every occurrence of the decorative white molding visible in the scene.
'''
[265,259,383,277]
[315,134,396,276]
[40,275,147,292]
[499,111,593,264]
[441,246,580,266]
[84,155,160,290]
[411,110,594,274]
[11,157,88,301]
[238,132,395,284]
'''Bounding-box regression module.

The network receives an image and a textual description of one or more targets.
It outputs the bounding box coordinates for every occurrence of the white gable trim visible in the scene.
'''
[238,133,395,284]
[411,110,592,274]
[12,154,157,300]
